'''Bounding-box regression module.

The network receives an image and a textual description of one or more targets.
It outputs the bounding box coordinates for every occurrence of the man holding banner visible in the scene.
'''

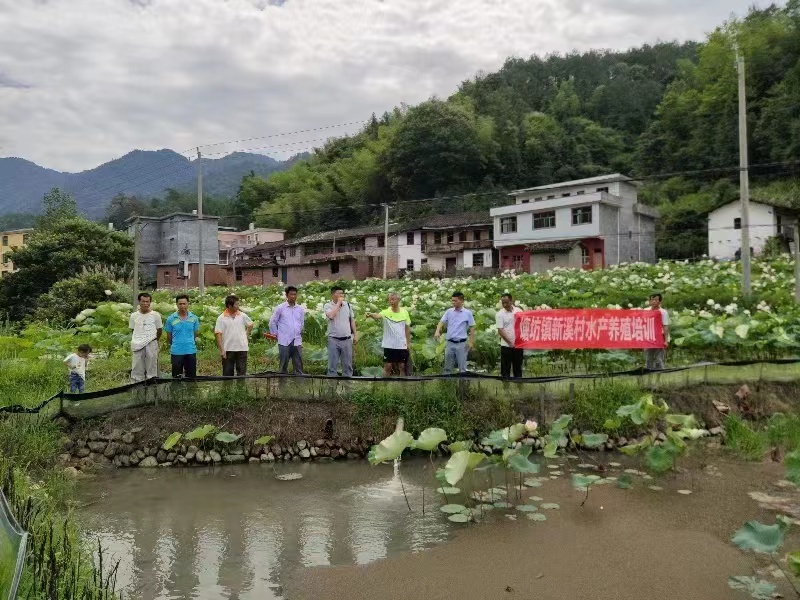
[644,293,669,370]
[496,293,523,378]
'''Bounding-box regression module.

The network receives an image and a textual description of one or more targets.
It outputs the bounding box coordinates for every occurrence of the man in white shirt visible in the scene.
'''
[214,294,254,376]
[129,292,163,382]
[496,293,523,378]
[645,293,670,370]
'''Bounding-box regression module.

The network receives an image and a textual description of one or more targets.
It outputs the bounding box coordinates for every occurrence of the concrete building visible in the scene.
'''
[490,174,658,273]
[707,200,797,259]
[127,213,221,287]
[0,228,33,276]
[218,223,285,265]
[396,212,495,275]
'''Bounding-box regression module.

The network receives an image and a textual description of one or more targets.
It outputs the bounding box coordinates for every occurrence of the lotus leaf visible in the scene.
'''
[185,424,216,441]
[507,452,540,474]
[367,430,413,465]
[162,432,182,451]
[788,551,800,576]
[581,433,608,448]
[664,414,699,428]
[785,450,800,484]
[444,450,485,485]
[448,513,470,523]
[523,478,543,487]
[440,504,467,514]
[493,501,513,508]
[412,428,447,451]
[275,473,303,481]
[448,441,472,453]
[645,445,675,473]
[215,431,242,444]
[516,504,539,512]
[540,503,560,510]
[254,435,274,446]
[528,513,547,521]
[731,518,789,554]
[727,576,775,599]
[436,487,461,495]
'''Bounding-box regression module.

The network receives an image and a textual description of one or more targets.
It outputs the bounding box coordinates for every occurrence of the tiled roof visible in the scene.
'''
[509,173,634,195]
[288,224,401,245]
[525,240,581,253]
[408,211,491,230]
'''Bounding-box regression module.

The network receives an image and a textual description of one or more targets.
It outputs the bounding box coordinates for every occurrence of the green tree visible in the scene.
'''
[0,218,133,321]
[104,193,148,230]
[38,187,78,228]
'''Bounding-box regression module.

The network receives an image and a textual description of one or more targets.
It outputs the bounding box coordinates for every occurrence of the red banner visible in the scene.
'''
[514,309,664,349]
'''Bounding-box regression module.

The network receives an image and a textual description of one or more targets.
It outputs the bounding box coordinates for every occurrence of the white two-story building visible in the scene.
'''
[489,174,658,273]
[707,199,797,259]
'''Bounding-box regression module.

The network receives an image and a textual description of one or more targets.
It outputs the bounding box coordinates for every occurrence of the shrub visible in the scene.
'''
[31,272,124,326]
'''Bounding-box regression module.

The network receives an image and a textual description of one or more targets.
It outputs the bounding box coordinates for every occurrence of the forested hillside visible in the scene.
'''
[241,2,800,258]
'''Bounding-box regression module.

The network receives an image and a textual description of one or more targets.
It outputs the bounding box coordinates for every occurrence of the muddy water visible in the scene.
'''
[77,455,796,600]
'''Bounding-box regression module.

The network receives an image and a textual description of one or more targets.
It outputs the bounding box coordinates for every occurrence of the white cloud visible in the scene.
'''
[0,0,771,172]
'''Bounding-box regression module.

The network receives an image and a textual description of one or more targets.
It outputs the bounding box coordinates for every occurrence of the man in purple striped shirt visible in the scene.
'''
[269,286,305,374]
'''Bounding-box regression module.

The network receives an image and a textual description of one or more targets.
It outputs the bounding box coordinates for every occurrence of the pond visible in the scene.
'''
[77,454,796,600]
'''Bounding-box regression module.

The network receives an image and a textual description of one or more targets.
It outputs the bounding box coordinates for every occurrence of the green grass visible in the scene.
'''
[564,378,643,435]
[723,415,768,460]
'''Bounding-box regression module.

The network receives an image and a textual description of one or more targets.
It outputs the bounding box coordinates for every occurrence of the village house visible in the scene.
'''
[0,228,33,276]
[707,199,798,259]
[489,174,658,273]
[217,223,285,265]
[396,212,495,276]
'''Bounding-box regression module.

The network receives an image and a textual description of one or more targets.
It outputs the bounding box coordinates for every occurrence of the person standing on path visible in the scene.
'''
[164,294,200,378]
[129,292,163,382]
[496,293,523,378]
[324,286,356,377]
[64,344,92,393]
[434,291,475,374]
[269,286,305,374]
[368,292,412,377]
[644,292,670,370]
[214,294,253,376]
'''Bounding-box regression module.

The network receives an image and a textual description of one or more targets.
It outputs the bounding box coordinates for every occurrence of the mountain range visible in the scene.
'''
[0,149,298,219]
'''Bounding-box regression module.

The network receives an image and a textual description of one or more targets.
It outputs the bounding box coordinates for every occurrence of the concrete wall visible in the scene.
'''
[599,204,620,266]
[0,229,31,275]
[396,230,424,271]
[708,201,777,259]
[492,197,602,247]
[157,264,228,290]
[464,248,494,268]
[529,247,581,273]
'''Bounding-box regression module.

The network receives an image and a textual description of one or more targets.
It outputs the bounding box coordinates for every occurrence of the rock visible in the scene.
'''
[119,444,135,455]
[87,441,107,453]
[121,432,135,444]
[109,429,123,442]
[210,450,222,463]
[317,456,334,463]
[656,432,667,442]
[63,466,81,478]
[76,447,91,458]
[60,436,74,451]
[195,450,206,463]
[618,437,628,447]
[338,448,347,457]
[300,449,311,459]
[103,443,119,458]
[261,452,275,462]
[58,453,71,465]
[88,430,101,441]
[297,440,308,450]
[176,456,188,465]
[179,444,187,455]
[89,454,112,466]
[292,456,301,462]
[248,445,261,457]
[119,454,130,467]
[346,452,360,460]
[315,439,326,448]
[112,456,121,467]
[158,462,172,467]
[186,446,198,461]
[249,457,260,463]
[76,439,87,449]
[230,446,244,456]
[709,426,724,436]
[156,450,167,463]
[558,437,568,449]
[310,447,317,457]
[270,444,282,456]
[166,452,177,462]
[128,453,140,465]
[523,438,535,446]
[223,454,246,464]
[321,447,330,456]
[135,449,146,460]
[130,427,143,434]
[139,456,159,467]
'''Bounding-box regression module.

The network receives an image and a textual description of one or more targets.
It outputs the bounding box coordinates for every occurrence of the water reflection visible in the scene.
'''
[76,461,450,600]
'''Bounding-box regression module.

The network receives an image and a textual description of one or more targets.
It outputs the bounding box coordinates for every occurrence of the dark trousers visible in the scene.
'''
[222,351,248,376]
[500,346,524,378]
[278,343,304,374]
[171,353,197,378]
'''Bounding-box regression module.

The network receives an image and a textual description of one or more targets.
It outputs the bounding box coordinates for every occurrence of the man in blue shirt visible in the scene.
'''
[164,294,200,378]
[434,291,476,374]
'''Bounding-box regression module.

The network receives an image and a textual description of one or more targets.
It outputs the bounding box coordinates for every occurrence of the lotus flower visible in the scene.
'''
[525,420,538,433]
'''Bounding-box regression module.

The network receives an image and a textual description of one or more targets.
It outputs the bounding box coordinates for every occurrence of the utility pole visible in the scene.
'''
[382,203,389,279]
[132,217,140,306]
[794,219,800,302]
[197,148,205,295]
[736,49,752,297]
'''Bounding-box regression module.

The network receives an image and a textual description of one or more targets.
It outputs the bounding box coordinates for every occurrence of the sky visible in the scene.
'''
[0,0,770,173]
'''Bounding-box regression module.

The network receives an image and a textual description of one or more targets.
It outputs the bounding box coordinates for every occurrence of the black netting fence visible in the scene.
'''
[0,488,27,600]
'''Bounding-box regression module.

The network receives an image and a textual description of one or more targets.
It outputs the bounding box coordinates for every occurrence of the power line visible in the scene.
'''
[186,120,369,152]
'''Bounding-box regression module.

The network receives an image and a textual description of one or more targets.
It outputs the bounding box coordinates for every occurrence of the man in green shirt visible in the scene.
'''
[368,292,411,377]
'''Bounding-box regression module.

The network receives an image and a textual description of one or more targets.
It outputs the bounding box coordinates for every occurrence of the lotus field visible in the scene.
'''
[8,256,800,376]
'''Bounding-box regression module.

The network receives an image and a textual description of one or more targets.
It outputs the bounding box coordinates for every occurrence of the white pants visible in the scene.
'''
[131,339,159,382]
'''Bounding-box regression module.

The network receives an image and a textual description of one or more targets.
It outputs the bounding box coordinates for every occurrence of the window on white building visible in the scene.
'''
[576,190,585,196]
[734,218,742,230]
[581,246,590,265]
[407,259,414,271]
[434,232,442,244]
[406,232,414,245]
[572,206,592,225]
[472,253,484,267]
[561,192,571,197]
[547,195,556,199]
[548,254,556,263]
[474,230,482,241]
[421,258,428,266]
[447,232,455,243]
[289,246,297,257]
[500,217,517,234]
[512,255,524,270]
[458,231,467,242]
[533,211,556,229]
